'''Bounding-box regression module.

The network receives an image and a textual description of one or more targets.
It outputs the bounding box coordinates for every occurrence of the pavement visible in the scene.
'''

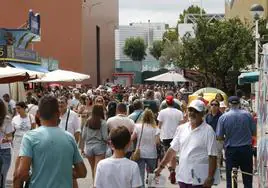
[7,155,258,188]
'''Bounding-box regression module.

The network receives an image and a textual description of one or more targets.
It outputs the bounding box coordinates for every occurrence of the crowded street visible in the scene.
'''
[1,0,268,188]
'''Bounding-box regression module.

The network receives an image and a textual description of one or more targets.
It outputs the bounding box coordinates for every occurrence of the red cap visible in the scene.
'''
[166,96,174,105]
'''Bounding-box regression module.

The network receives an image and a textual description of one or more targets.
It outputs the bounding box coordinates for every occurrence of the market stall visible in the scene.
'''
[29,69,90,83]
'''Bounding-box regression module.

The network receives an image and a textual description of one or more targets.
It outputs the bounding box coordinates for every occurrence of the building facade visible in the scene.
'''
[225,0,268,20]
[115,22,167,83]
[0,0,119,86]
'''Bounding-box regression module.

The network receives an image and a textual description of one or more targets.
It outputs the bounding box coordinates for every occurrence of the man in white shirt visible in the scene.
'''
[107,103,135,158]
[58,96,81,143]
[157,95,184,184]
[155,100,217,188]
[3,94,16,118]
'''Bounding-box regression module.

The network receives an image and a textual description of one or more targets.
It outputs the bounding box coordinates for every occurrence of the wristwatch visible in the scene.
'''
[159,164,165,169]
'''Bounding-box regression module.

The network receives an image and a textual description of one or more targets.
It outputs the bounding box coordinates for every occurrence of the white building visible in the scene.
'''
[115,22,166,69]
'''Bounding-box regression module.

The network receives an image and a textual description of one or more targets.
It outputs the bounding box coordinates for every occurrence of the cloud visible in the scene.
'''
[119,0,225,26]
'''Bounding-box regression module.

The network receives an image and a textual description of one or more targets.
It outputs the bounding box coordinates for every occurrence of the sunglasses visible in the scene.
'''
[211,103,219,106]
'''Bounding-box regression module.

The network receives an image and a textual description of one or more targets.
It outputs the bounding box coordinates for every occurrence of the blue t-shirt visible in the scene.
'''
[216,109,256,148]
[19,126,83,188]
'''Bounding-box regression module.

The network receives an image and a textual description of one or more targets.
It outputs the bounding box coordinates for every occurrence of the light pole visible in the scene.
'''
[250,4,264,70]
[250,4,264,111]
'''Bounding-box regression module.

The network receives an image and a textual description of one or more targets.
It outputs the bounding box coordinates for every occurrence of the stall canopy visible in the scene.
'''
[0,66,44,83]
[145,72,189,82]
[30,69,90,83]
[238,71,259,85]
[8,62,49,73]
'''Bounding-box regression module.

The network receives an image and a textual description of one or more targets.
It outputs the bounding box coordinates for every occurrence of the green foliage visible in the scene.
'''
[163,29,178,42]
[178,5,206,24]
[149,40,164,60]
[258,19,268,44]
[162,18,254,89]
[160,41,183,67]
[123,37,147,61]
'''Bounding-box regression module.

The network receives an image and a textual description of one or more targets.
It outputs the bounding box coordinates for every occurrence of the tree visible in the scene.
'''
[149,40,164,60]
[178,5,206,24]
[163,29,178,42]
[182,18,254,89]
[160,41,183,67]
[124,37,147,61]
[123,37,147,71]
[162,18,254,90]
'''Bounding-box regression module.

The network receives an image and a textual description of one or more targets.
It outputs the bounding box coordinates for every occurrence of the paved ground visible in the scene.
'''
[7,151,258,187]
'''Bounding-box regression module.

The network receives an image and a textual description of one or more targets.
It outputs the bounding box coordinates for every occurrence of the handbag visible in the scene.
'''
[130,123,144,161]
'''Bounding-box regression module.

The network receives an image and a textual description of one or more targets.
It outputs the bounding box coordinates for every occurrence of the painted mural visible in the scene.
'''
[257,44,268,188]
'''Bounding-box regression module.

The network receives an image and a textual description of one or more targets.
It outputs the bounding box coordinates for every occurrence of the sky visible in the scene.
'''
[119,0,225,27]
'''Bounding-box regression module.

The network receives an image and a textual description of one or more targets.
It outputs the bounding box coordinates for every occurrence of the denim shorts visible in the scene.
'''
[85,143,106,156]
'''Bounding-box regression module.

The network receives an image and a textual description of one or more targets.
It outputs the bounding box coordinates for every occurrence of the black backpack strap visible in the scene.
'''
[65,109,71,131]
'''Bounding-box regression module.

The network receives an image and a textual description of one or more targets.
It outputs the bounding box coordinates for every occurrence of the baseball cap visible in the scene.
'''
[228,96,240,104]
[166,95,174,105]
[188,100,205,112]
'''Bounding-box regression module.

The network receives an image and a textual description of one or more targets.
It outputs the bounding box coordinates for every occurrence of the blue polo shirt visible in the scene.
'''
[205,111,222,132]
[128,110,143,123]
[216,108,256,148]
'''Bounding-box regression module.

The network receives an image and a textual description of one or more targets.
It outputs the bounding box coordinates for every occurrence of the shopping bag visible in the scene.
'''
[147,173,166,187]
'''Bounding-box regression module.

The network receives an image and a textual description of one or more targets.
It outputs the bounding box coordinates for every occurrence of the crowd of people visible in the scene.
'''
[0,84,257,188]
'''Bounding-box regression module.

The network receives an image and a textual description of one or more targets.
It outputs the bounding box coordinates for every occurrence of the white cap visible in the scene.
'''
[188,100,205,112]
[220,101,227,108]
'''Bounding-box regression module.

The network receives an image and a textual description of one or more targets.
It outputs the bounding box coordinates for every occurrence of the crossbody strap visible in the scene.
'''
[65,109,71,131]
[134,111,143,123]
[137,123,144,149]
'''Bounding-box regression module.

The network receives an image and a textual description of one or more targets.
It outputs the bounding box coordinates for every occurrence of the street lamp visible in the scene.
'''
[250,4,264,112]
[250,4,264,70]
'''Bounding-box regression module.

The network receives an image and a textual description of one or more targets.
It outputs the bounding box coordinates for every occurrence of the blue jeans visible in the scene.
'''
[0,148,11,188]
[137,158,157,188]
[225,145,253,188]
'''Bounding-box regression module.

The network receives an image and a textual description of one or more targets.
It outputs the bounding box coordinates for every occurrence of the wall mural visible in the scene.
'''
[258,45,268,188]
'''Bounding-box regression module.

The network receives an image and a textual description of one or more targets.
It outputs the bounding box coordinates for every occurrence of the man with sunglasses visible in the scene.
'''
[155,100,217,188]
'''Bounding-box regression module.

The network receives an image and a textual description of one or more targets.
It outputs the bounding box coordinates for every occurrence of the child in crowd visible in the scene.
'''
[94,126,142,188]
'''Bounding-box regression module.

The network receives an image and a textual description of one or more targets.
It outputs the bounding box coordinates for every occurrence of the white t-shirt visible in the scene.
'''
[94,157,142,188]
[107,115,135,133]
[59,110,81,136]
[170,121,218,184]
[4,99,16,118]
[134,123,160,159]
[27,104,38,117]
[12,114,35,137]
[157,107,183,140]
[0,119,14,149]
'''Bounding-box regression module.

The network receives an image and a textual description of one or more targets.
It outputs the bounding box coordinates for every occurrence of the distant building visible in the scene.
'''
[115,22,168,83]
[225,0,268,21]
[0,0,119,86]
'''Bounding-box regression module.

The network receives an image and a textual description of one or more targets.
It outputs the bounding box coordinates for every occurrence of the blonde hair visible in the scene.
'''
[142,109,157,128]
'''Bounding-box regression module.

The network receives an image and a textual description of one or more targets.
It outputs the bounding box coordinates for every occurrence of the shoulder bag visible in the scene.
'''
[65,108,71,131]
[130,123,144,161]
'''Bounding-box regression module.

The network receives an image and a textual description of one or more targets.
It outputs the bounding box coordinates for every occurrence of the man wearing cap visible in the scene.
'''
[155,100,217,187]
[157,95,184,184]
[216,96,256,188]
[159,91,182,111]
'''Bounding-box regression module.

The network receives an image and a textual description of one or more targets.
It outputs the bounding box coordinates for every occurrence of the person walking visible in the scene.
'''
[217,96,256,188]
[13,96,87,188]
[0,99,13,188]
[58,96,81,143]
[157,95,184,184]
[128,99,144,123]
[155,100,218,187]
[12,102,36,160]
[94,126,142,188]
[131,109,160,188]
[107,103,135,158]
[81,104,108,180]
